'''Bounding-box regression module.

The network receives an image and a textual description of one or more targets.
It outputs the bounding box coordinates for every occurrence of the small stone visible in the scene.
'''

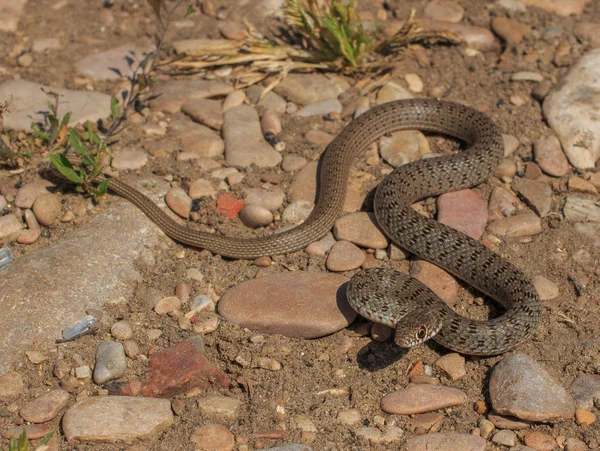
[197,395,241,421]
[15,180,54,209]
[531,276,559,301]
[405,73,424,93]
[222,90,246,111]
[410,260,458,306]
[524,162,543,180]
[337,409,362,426]
[282,200,313,224]
[495,160,517,180]
[305,129,335,145]
[193,314,219,334]
[575,408,596,426]
[437,189,488,239]
[488,186,520,220]
[404,432,486,451]
[261,110,282,135]
[489,353,576,422]
[379,130,430,167]
[239,205,273,228]
[377,82,413,104]
[274,74,348,105]
[510,95,525,106]
[111,320,133,340]
[569,176,598,195]
[511,71,544,82]
[563,196,600,222]
[123,340,139,358]
[112,149,148,170]
[155,296,182,315]
[0,214,24,244]
[424,0,464,23]
[190,424,235,451]
[216,193,244,219]
[333,212,388,249]
[75,365,92,379]
[0,372,24,401]
[2,423,53,440]
[305,232,336,256]
[410,412,444,433]
[478,418,494,439]
[571,374,600,410]
[487,212,542,238]
[17,228,41,244]
[188,179,215,199]
[565,437,589,451]
[63,396,173,443]
[534,135,570,177]
[218,21,245,40]
[244,188,285,211]
[282,154,308,172]
[258,357,282,371]
[31,193,62,226]
[94,340,127,384]
[165,188,192,219]
[492,430,517,446]
[487,413,531,430]
[511,178,552,217]
[182,98,223,131]
[523,432,557,451]
[17,53,33,67]
[25,350,47,364]
[326,241,365,272]
[491,17,530,45]
[381,385,467,414]
[434,353,466,381]
[20,389,69,423]
[296,99,342,117]
[503,134,520,157]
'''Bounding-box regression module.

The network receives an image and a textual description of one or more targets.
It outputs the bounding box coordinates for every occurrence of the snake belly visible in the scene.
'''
[102,98,541,355]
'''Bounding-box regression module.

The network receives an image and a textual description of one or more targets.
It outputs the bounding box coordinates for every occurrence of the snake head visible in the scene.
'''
[394,309,443,348]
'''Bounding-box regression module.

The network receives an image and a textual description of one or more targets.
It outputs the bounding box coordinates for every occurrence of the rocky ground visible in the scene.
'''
[1,0,600,450]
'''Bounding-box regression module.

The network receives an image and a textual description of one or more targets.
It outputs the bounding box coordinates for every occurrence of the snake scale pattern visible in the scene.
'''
[100,98,541,355]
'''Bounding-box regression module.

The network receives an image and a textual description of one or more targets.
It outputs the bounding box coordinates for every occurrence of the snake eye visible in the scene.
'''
[416,327,427,340]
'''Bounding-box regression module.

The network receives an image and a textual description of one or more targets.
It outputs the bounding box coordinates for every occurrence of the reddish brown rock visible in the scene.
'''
[20,389,70,423]
[0,371,24,401]
[216,193,244,219]
[403,432,486,451]
[2,423,54,440]
[437,189,488,240]
[410,260,458,306]
[381,384,467,414]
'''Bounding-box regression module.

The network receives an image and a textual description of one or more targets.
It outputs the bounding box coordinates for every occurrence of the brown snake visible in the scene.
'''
[73,98,541,355]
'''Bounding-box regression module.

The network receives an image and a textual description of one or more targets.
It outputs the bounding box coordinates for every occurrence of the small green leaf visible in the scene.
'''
[60,112,71,129]
[68,128,85,154]
[185,4,195,17]
[110,97,120,120]
[49,153,84,184]
[97,179,109,196]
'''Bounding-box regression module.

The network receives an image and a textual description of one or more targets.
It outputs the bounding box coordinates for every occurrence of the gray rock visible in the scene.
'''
[533,135,570,177]
[570,373,600,410]
[0,0,27,32]
[0,80,111,131]
[76,44,152,80]
[32,38,61,53]
[0,214,23,245]
[282,200,313,224]
[403,432,486,451]
[62,396,173,443]
[93,340,127,384]
[243,188,285,211]
[239,205,273,228]
[379,130,431,166]
[274,74,348,105]
[0,179,168,374]
[223,106,282,168]
[543,49,600,168]
[112,150,148,170]
[511,178,553,217]
[295,99,342,117]
[563,196,600,222]
[489,353,576,421]
[149,79,233,113]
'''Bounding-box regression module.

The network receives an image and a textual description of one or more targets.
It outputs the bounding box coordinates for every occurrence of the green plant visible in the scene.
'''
[49,123,110,201]
[8,428,53,451]
[31,90,71,149]
[285,0,373,67]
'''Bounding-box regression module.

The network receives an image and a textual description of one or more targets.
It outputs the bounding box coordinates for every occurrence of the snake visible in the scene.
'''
[66,98,541,355]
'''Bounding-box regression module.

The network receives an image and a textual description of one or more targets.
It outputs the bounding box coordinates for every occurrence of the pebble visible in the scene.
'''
[0,371,24,401]
[14,179,54,209]
[32,38,61,53]
[333,212,388,249]
[19,389,69,423]
[410,412,444,432]
[337,409,362,425]
[223,106,282,168]
[282,154,308,172]
[379,130,431,167]
[282,200,313,224]
[569,176,598,195]
[503,134,520,157]
[543,49,600,169]
[305,129,334,145]
[405,73,424,93]
[244,187,285,211]
[155,296,182,315]
[148,79,232,113]
[178,124,224,159]
[487,413,531,430]
[25,350,47,364]
[305,232,336,256]
[62,396,173,443]
[32,193,62,226]
[261,110,282,135]
[218,272,356,338]
[376,82,413,104]
[404,432,486,451]
[489,354,576,421]
[326,240,365,271]
[197,395,241,421]
[424,0,464,22]
[123,340,139,357]
[355,426,403,444]
[274,74,348,105]
[492,430,517,446]
[565,437,589,451]
[222,90,246,111]
[380,384,467,414]
[491,17,530,44]
[563,196,600,222]
[570,374,600,410]
[188,179,215,199]
[2,423,53,440]
[189,295,215,315]
[531,275,559,301]
[181,98,223,131]
[523,431,557,451]
[488,186,520,220]
[478,418,494,439]
[186,268,205,282]
[533,135,570,177]
[495,160,517,180]
[511,178,552,217]
[487,212,542,238]
[511,71,544,82]
[574,22,600,48]
[296,99,342,117]
[93,340,127,384]
[410,260,458,306]
[240,205,273,228]
[17,53,33,67]
[575,408,596,426]
[112,149,148,170]
[165,188,192,219]
[218,20,245,40]
[191,424,235,451]
[434,353,466,381]
[519,0,589,16]
[0,214,24,244]
[437,189,488,239]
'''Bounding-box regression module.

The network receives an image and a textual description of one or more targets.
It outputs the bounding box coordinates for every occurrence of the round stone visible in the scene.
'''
[239,205,273,228]
[32,193,62,226]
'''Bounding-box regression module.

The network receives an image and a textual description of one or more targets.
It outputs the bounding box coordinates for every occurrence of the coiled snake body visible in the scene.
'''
[94,99,541,355]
